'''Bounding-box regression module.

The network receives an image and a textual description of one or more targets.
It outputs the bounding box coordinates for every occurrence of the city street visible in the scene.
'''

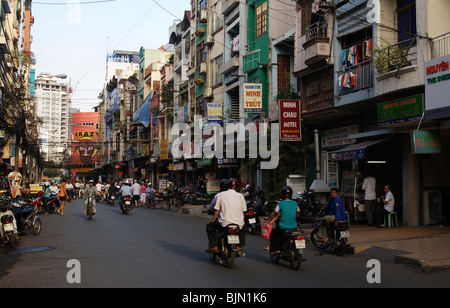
[1,198,449,289]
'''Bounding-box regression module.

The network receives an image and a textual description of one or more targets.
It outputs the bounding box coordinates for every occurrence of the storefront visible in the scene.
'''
[327,137,403,224]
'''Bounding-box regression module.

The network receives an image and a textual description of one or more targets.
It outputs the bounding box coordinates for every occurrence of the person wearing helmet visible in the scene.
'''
[266,186,300,255]
[83,180,98,215]
[205,178,247,254]
[119,179,133,208]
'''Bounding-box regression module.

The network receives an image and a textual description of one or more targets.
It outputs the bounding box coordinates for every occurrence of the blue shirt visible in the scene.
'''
[275,200,299,230]
[325,195,346,221]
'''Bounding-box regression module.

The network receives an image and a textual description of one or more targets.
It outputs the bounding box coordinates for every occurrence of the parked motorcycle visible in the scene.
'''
[254,189,271,217]
[244,200,261,235]
[208,224,244,269]
[31,191,44,214]
[120,196,133,214]
[0,201,18,247]
[296,190,322,221]
[46,192,60,214]
[269,228,306,271]
[310,208,350,256]
[11,198,41,236]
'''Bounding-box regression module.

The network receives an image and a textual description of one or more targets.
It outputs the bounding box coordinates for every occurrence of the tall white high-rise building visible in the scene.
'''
[34,73,70,163]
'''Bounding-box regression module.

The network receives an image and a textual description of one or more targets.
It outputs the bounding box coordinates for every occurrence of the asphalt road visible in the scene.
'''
[1,198,449,289]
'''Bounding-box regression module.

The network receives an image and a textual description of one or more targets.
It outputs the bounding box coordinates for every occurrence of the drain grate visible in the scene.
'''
[357,246,411,263]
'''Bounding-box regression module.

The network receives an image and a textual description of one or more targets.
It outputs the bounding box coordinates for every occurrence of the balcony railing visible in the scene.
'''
[305,22,328,43]
[337,60,373,96]
[431,32,450,59]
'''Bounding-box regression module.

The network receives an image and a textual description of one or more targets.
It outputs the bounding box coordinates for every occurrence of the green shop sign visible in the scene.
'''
[411,130,442,154]
[378,94,423,127]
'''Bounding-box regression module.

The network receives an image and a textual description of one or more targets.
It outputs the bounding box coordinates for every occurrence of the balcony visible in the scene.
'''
[337,60,373,96]
[220,57,239,75]
[431,32,450,59]
[243,50,260,73]
[302,22,331,66]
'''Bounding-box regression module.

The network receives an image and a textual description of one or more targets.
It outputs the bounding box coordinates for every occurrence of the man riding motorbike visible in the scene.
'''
[119,179,133,206]
[317,188,346,243]
[83,180,98,215]
[205,178,247,254]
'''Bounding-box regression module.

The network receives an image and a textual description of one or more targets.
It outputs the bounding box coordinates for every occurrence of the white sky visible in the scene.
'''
[31,0,191,111]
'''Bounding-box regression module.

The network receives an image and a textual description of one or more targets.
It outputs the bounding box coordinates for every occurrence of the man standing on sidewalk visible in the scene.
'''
[362,173,377,226]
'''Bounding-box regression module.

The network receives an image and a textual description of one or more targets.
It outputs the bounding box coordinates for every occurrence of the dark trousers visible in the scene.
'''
[206,220,245,248]
[375,208,390,226]
[269,228,287,252]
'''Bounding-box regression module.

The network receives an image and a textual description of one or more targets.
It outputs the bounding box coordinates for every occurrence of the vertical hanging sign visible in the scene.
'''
[279,99,301,141]
[243,83,263,113]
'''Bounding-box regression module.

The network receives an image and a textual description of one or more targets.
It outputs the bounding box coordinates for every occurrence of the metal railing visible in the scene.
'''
[305,22,328,42]
[337,60,373,96]
[431,32,450,59]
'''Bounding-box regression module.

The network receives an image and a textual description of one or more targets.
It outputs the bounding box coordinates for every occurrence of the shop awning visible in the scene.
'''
[328,139,387,162]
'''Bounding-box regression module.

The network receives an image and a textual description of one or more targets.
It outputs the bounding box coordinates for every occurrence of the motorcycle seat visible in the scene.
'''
[285,229,303,236]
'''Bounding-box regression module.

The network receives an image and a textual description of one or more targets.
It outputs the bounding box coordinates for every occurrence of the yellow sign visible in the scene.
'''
[160,139,169,160]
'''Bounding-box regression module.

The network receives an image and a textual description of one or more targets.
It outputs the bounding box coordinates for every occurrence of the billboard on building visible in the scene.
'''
[70,112,99,173]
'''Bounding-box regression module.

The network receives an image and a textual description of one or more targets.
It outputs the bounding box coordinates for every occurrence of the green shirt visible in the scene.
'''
[275,200,299,230]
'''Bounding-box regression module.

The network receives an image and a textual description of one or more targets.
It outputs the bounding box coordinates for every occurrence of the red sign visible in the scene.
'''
[279,100,301,141]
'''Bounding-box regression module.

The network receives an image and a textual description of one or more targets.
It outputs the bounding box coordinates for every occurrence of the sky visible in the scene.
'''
[31,0,191,112]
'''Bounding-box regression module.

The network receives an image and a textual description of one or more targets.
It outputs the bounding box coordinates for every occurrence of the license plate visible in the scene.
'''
[227,235,240,244]
[295,239,306,249]
[125,201,131,205]
[248,218,256,224]
[4,224,14,232]
[340,231,350,238]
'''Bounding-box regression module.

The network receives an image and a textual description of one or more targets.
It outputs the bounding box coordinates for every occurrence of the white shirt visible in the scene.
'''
[214,189,247,229]
[49,185,59,195]
[384,191,395,212]
[132,183,141,195]
[362,176,376,200]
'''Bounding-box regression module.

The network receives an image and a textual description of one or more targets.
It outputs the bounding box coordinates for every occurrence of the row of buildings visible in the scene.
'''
[89,0,449,227]
[0,1,42,185]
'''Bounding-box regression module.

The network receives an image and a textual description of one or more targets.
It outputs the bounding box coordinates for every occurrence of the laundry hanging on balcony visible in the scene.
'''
[340,38,373,69]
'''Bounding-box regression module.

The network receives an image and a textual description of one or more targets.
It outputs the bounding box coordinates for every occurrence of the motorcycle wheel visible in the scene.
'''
[32,216,41,235]
[270,253,280,263]
[9,235,15,248]
[310,229,330,250]
[290,250,302,271]
[223,251,235,269]
[88,209,93,221]
[335,241,346,256]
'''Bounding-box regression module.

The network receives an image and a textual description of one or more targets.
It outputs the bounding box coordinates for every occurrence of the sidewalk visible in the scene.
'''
[181,204,450,270]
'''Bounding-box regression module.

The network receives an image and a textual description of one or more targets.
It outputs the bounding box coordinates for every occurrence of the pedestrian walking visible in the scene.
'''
[58,178,68,216]
[132,179,141,207]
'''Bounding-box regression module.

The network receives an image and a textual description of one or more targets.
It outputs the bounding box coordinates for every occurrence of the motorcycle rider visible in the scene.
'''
[83,180,98,215]
[265,186,300,255]
[204,179,230,215]
[205,178,246,254]
[317,188,346,243]
[119,179,133,207]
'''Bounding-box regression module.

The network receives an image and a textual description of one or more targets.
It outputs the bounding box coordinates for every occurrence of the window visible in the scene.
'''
[256,2,267,38]
[212,54,223,86]
[397,0,416,43]
[301,0,313,36]
[277,55,291,92]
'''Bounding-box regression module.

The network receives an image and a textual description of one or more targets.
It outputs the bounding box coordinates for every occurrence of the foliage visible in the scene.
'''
[373,38,411,75]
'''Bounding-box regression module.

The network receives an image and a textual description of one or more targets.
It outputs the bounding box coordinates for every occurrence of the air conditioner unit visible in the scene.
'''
[200,9,207,22]
[199,62,207,75]
[205,36,214,46]
[204,87,213,98]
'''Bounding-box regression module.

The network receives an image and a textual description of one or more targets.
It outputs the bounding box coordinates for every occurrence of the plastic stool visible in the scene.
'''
[345,211,350,225]
[384,211,398,227]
